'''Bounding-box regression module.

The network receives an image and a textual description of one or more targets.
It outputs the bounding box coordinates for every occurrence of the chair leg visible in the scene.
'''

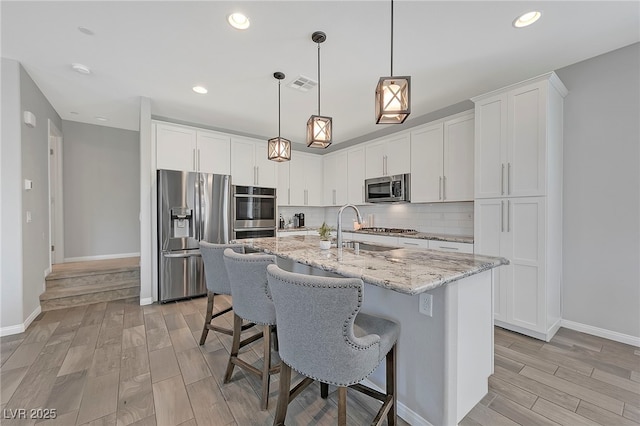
[223,313,243,383]
[386,344,397,426]
[260,324,272,410]
[199,292,214,345]
[337,386,347,426]
[320,382,329,399]
[273,362,292,426]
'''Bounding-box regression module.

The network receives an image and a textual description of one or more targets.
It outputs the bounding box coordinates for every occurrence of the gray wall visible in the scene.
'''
[1,59,24,330]
[557,43,640,339]
[20,63,62,324]
[1,59,62,332]
[62,121,140,259]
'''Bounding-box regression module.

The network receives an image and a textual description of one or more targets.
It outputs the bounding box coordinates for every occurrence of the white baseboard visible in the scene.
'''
[64,252,140,263]
[360,378,433,426]
[561,319,640,347]
[0,305,42,337]
[139,297,154,306]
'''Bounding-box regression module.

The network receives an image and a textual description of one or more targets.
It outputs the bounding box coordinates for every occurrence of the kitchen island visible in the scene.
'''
[243,235,508,426]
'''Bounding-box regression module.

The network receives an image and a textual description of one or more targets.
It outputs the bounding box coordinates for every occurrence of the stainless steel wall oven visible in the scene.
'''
[232,186,276,239]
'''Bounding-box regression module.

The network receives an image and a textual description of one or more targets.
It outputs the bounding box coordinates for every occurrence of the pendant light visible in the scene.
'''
[306,31,332,148]
[267,72,291,162]
[375,0,411,124]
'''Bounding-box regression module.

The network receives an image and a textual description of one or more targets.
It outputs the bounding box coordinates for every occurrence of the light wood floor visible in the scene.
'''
[1,297,638,426]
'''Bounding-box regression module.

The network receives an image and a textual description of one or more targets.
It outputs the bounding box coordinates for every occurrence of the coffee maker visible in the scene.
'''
[299,213,305,227]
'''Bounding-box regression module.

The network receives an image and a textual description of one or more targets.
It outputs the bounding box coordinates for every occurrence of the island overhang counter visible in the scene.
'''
[242,235,508,426]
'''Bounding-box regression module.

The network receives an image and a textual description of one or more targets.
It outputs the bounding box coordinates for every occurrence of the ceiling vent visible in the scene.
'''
[288,75,317,92]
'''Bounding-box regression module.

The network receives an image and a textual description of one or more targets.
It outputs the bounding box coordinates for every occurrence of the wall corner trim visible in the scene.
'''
[0,305,42,337]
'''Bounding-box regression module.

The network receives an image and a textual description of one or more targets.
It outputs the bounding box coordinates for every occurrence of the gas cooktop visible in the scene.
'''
[359,227,418,235]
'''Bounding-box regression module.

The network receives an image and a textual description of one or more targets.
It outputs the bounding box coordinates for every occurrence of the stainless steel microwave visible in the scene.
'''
[365,174,411,203]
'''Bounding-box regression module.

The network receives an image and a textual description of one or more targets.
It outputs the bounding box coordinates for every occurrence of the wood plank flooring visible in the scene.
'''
[1,297,638,425]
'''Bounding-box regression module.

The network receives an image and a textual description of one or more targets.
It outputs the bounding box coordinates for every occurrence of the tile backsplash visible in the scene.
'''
[279,202,474,236]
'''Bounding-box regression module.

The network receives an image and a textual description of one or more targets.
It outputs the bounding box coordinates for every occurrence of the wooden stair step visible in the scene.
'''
[41,279,139,301]
[46,269,139,289]
[40,287,140,312]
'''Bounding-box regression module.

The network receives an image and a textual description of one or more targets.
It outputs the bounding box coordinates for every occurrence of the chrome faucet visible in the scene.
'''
[336,204,363,251]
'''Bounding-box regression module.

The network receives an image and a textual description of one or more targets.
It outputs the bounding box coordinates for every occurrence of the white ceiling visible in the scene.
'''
[2,1,638,147]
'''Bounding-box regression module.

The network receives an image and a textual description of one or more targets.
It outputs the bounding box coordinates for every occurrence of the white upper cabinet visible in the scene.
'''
[365,134,411,178]
[155,122,231,174]
[347,146,366,205]
[411,123,444,202]
[473,74,566,199]
[230,137,276,187]
[410,113,474,203]
[276,161,291,206]
[323,151,348,206]
[197,131,231,175]
[289,152,323,206]
[443,114,474,201]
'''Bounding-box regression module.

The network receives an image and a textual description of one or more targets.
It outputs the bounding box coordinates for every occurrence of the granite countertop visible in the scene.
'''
[351,229,474,244]
[243,235,507,295]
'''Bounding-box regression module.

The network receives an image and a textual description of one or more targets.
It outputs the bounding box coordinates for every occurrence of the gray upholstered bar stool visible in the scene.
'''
[198,241,255,345]
[222,248,280,410]
[266,264,400,426]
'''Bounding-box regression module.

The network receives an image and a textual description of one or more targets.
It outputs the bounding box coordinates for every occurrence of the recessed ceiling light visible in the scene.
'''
[192,86,208,94]
[78,26,94,35]
[70,111,79,115]
[513,11,541,28]
[95,116,108,122]
[71,63,91,75]
[227,12,250,30]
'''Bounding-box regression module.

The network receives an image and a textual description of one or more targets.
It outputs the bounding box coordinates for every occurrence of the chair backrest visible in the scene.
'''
[199,241,245,295]
[266,264,380,386]
[223,249,277,325]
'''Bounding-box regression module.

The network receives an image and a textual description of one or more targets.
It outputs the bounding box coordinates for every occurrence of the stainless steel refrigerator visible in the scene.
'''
[157,169,231,302]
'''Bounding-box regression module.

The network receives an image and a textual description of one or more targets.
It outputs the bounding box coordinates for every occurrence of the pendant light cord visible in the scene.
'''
[390,0,394,77]
[277,79,281,137]
[317,42,321,115]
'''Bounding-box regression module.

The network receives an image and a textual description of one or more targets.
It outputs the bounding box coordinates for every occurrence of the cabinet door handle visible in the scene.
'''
[508,163,511,195]
[193,149,197,171]
[501,164,505,195]
[332,189,336,205]
[197,149,201,171]
[439,176,442,200]
[304,189,308,205]
[287,188,291,205]
[403,242,420,246]
[253,166,257,185]
[501,200,505,232]
[443,176,446,200]
[507,200,511,232]
[362,185,365,203]
[437,246,459,251]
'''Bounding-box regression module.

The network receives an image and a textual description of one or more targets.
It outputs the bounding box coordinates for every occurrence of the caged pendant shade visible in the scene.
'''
[375,0,411,124]
[268,72,291,162]
[306,31,332,148]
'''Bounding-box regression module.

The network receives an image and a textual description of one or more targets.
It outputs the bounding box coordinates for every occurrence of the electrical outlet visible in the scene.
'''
[419,293,433,317]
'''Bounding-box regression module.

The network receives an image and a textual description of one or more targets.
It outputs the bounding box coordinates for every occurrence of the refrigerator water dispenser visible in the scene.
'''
[171,207,193,238]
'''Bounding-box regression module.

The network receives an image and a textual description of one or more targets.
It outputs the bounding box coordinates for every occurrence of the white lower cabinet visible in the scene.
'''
[397,238,429,249]
[475,197,560,340]
[429,240,473,254]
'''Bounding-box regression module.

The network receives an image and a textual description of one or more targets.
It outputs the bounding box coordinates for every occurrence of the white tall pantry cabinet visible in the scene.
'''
[473,72,567,341]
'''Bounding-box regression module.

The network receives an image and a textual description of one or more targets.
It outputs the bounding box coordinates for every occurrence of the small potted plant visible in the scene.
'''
[318,222,332,250]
